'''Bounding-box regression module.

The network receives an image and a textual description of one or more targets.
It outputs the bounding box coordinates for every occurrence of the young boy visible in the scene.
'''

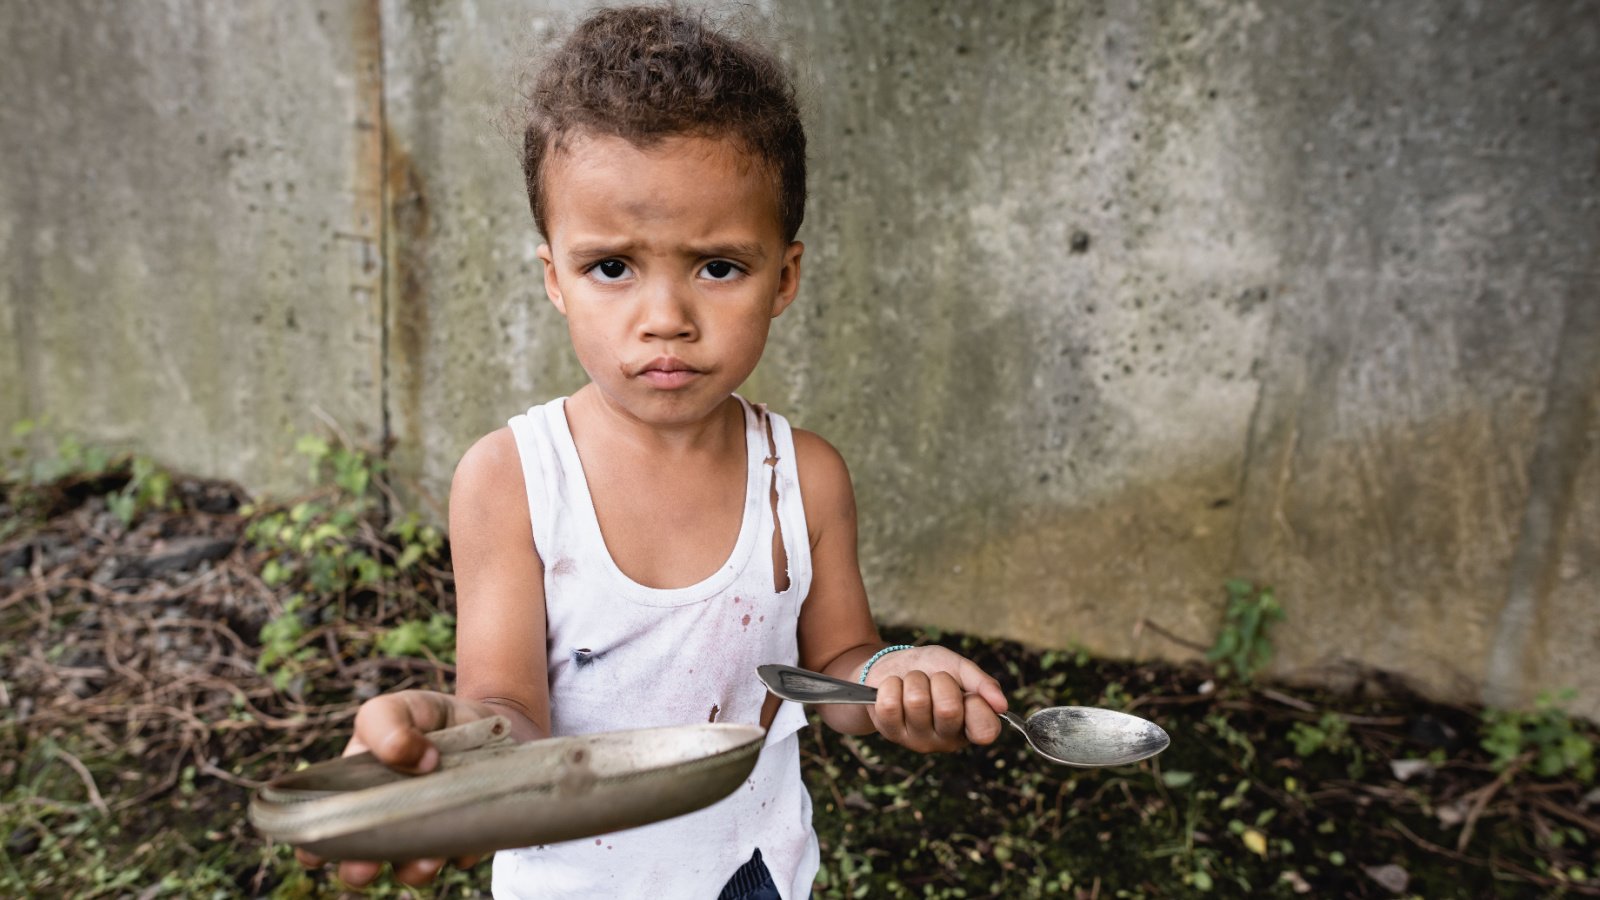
[300,6,1007,897]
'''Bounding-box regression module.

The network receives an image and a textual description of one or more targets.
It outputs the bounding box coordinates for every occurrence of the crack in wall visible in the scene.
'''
[372,0,391,472]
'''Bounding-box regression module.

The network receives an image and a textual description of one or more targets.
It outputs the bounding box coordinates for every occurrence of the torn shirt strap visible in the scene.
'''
[754,401,781,467]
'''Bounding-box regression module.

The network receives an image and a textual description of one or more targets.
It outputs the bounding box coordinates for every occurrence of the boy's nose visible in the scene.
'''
[637,282,698,341]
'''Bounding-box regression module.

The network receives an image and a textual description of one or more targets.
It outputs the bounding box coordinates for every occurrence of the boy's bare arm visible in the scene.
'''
[792,430,1006,749]
[791,428,882,733]
[340,428,554,757]
[450,427,552,743]
[298,429,552,888]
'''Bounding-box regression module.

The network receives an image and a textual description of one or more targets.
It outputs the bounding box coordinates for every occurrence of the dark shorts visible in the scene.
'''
[717,848,806,900]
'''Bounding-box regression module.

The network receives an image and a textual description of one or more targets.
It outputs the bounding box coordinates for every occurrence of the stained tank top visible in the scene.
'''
[491,395,820,899]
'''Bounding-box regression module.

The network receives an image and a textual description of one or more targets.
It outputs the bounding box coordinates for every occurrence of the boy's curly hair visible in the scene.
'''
[521,5,807,242]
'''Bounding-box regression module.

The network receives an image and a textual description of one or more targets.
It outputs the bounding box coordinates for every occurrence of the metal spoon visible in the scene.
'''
[757,663,1170,768]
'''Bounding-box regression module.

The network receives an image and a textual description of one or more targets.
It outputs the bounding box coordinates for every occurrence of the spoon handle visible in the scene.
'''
[998,709,1031,736]
[757,664,879,705]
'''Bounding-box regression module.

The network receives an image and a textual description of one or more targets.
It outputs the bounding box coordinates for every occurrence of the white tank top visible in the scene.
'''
[492,395,820,899]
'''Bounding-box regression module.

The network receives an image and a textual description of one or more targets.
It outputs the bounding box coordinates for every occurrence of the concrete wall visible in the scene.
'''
[2,1,1596,717]
[0,1,389,487]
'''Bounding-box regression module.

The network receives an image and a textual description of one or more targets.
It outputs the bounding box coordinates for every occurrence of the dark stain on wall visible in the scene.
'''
[387,129,432,452]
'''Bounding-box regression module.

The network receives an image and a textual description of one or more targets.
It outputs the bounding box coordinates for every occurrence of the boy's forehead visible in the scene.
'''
[542,132,784,240]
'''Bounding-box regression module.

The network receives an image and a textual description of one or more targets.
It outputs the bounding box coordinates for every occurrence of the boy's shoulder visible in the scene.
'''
[789,427,845,474]
[450,427,526,520]
[790,427,855,529]
[454,426,519,483]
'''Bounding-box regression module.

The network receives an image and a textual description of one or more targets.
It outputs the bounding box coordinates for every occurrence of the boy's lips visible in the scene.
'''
[634,357,704,389]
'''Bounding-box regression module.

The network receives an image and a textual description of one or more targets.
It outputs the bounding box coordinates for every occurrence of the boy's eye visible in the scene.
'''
[591,259,629,282]
[700,260,740,281]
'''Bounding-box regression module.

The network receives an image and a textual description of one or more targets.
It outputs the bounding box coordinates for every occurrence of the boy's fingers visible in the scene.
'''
[930,672,965,742]
[963,693,1002,745]
[291,692,476,885]
[957,657,1008,713]
[320,855,461,887]
[337,859,383,888]
[871,676,908,744]
[353,693,449,774]
[394,857,446,886]
[454,854,484,871]
[900,671,934,732]
[375,728,440,775]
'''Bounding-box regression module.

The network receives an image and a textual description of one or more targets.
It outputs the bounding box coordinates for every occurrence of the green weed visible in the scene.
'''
[16,427,116,485]
[243,433,453,690]
[243,437,443,599]
[106,453,176,527]
[1481,690,1595,783]
[1289,711,1368,779]
[376,612,456,660]
[257,593,315,692]
[1288,712,1349,757]
[243,437,384,595]
[1,422,178,536]
[1205,580,1282,682]
[1203,711,1257,767]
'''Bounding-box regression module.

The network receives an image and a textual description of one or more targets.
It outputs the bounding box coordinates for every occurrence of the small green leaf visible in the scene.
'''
[295,435,330,460]
[396,543,424,571]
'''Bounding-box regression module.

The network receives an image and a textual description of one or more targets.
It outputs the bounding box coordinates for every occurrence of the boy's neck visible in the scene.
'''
[566,384,745,459]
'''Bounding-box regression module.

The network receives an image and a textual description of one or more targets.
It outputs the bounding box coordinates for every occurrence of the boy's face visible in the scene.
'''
[537,132,802,427]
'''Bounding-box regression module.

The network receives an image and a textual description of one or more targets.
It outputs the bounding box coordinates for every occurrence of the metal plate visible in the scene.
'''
[249,719,766,861]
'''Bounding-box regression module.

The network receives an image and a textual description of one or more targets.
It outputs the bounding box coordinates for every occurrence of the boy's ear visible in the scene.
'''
[537,243,567,315]
[770,241,803,318]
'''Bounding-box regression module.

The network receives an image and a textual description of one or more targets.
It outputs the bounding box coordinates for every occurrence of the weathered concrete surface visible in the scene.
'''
[376,0,1599,713]
[756,1,1282,668]
[1228,2,1600,715]
[380,1,589,521]
[1488,296,1600,719]
[0,2,385,490]
[3,1,1597,715]
[776,0,1599,714]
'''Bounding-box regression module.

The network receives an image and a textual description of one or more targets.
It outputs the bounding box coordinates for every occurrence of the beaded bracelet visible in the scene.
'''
[858,644,915,684]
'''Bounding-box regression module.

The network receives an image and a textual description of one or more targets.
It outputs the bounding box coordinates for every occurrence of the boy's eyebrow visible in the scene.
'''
[565,240,769,263]
[691,241,769,262]
[565,242,635,265]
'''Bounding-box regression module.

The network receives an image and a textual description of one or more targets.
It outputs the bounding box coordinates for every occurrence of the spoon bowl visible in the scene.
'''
[999,707,1169,767]
[757,664,1169,768]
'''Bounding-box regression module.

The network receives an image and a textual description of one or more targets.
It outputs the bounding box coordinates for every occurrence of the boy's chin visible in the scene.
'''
[593,382,739,426]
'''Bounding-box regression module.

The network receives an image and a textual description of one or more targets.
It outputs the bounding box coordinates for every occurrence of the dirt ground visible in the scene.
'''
[2,460,1596,898]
